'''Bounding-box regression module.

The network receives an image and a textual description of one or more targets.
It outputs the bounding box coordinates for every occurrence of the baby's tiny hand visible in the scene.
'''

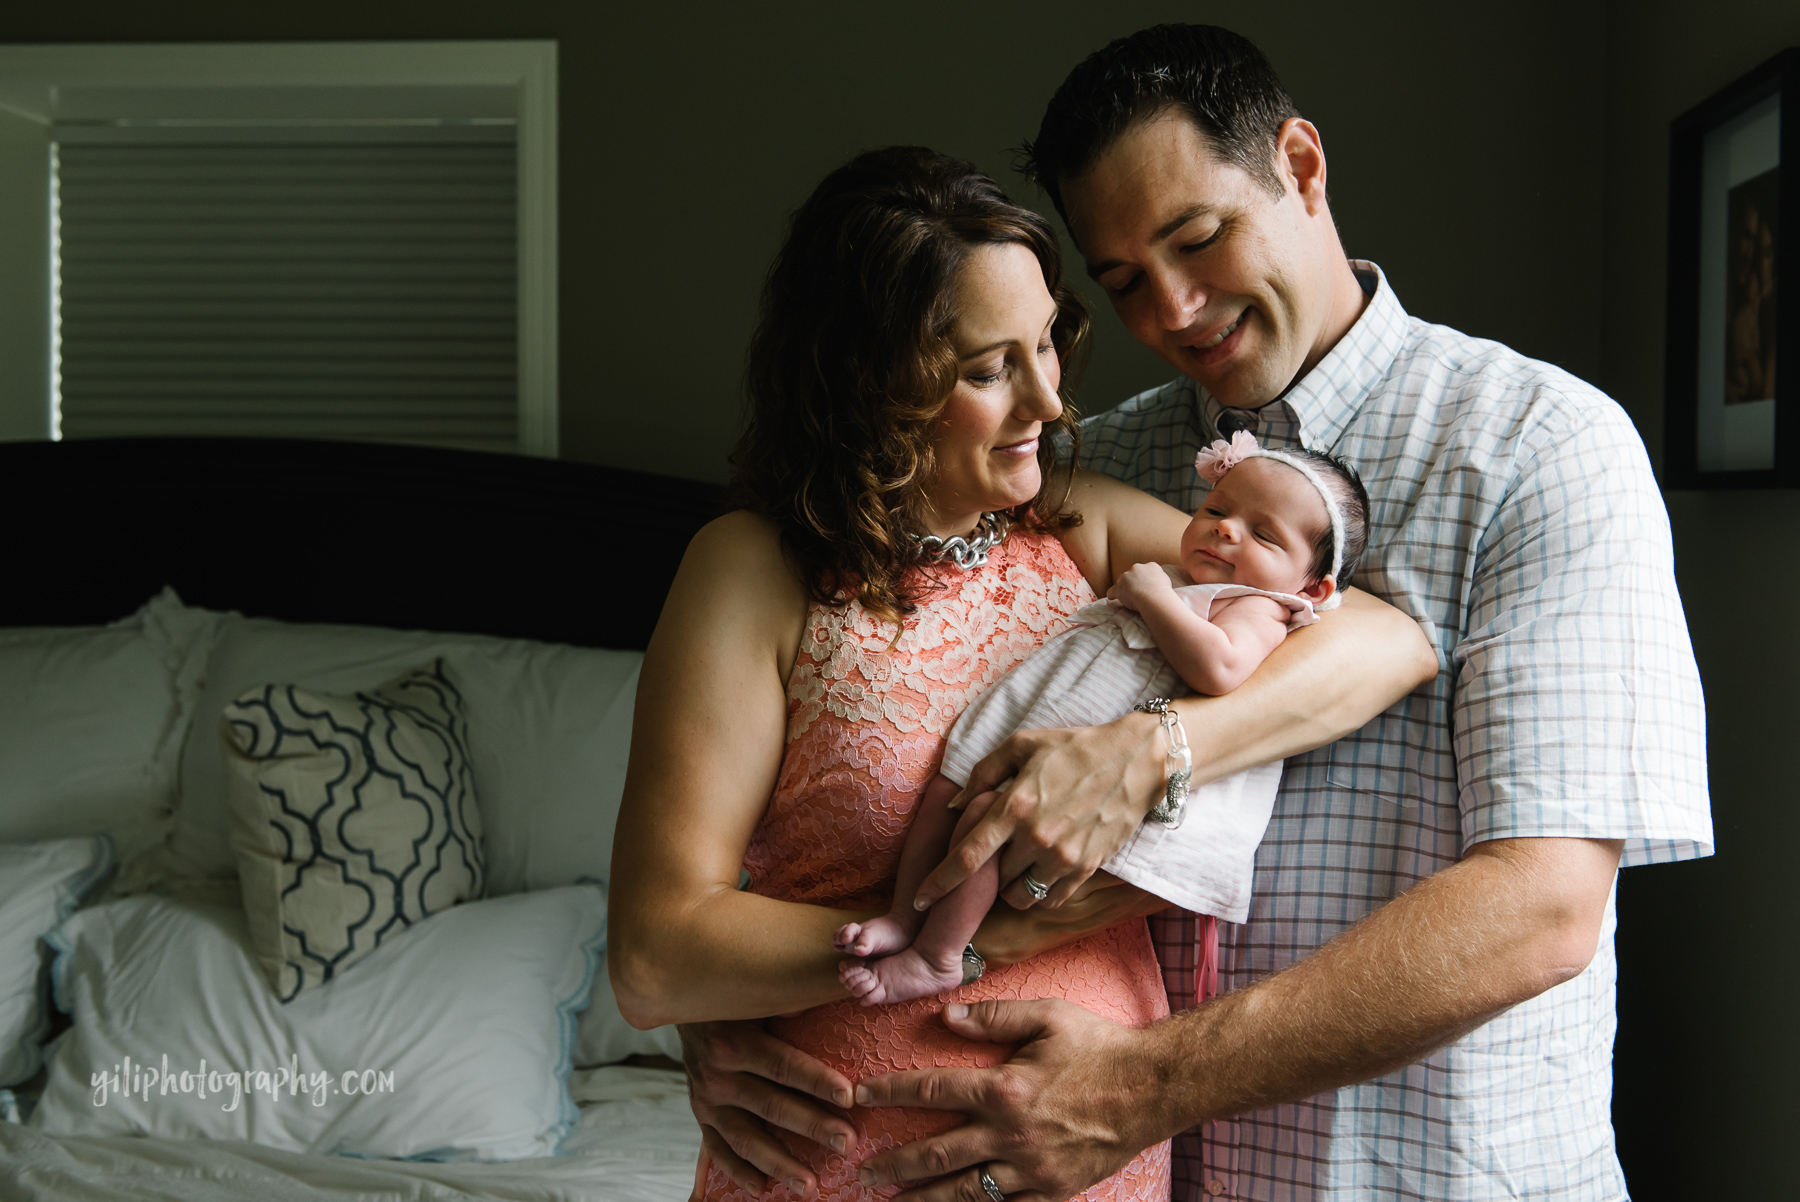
[1108,561,1175,611]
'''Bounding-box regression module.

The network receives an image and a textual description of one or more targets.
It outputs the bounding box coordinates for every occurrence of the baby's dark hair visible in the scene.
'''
[1277,448,1371,588]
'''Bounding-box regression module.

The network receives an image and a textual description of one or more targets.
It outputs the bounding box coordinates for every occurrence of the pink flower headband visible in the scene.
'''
[1194,430,1346,610]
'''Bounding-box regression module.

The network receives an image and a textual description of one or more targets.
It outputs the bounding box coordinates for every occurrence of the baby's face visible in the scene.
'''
[1180,457,1330,597]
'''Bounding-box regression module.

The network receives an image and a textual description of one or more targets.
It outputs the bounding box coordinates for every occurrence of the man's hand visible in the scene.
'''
[853,1000,1168,1202]
[924,715,1166,911]
[678,1020,858,1199]
[674,879,1166,1200]
[869,837,1623,1202]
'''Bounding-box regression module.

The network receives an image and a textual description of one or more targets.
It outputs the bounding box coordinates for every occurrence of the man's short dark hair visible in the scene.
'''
[1020,24,1300,217]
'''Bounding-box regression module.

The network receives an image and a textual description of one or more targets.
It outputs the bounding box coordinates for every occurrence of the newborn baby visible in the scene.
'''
[836,432,1371,1004]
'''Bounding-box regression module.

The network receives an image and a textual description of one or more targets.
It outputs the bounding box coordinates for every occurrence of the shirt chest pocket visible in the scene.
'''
[1324,690,1453,810]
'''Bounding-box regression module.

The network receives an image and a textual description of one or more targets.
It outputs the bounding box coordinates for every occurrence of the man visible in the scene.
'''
[683,24,1709,1201]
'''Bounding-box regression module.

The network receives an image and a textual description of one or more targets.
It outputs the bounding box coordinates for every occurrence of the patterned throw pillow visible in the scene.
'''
[222,660,485,1001]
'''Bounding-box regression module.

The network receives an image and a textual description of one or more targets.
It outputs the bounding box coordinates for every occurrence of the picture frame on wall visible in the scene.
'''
[1664,48,1798,489]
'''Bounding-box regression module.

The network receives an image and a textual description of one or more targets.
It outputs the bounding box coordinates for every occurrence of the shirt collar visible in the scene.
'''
[1193,261,1409,452]
[1277,260,1410,452]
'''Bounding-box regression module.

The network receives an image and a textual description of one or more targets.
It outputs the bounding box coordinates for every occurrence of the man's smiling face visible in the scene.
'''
[1062,110,1338,410]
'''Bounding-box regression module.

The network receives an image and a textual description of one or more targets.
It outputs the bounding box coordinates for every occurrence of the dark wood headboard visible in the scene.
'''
[0,438,723,650]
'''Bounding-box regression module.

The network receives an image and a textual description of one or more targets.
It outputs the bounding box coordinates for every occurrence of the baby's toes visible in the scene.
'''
[839,963,877,999]
[833,923,862,953]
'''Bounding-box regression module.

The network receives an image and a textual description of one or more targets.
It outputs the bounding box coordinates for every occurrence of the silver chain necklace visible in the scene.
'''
[912,511,1010,570]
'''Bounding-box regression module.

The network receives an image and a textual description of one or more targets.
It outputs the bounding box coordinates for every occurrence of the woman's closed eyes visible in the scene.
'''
[963,340,1057,388]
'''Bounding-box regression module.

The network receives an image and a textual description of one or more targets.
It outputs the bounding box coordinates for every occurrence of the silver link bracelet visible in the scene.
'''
[1133,697,1191,829]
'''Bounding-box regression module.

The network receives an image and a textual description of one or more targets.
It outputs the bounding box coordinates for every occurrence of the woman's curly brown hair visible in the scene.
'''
[727,146,1090,626]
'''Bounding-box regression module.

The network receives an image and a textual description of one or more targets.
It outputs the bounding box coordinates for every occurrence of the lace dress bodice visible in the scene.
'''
[708,530,1170,1202]
[745,533,1096,909]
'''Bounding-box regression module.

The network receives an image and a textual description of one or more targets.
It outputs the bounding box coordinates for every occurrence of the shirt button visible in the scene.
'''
[1215,409,1258,438]
[1205,1180,1226,1196]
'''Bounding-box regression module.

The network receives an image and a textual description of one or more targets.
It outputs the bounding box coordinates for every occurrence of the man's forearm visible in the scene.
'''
[1131,836,1623,1134]
[1175,587,1437,785]
[854,836,1625,1201]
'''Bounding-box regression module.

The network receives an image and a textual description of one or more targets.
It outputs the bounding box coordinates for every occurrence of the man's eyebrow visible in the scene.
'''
[1085,204,1213,280]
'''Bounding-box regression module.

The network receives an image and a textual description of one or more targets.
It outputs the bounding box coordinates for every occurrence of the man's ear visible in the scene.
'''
[1299,574,1336,606]
[1278,118,1329,216]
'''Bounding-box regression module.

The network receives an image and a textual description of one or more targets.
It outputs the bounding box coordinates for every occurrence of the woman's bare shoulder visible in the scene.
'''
[683,510,799,586]
[691,507,781,552]
[658,509,809,670]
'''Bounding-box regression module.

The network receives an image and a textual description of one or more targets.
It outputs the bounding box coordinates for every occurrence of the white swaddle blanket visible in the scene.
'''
[939,583,1316,922]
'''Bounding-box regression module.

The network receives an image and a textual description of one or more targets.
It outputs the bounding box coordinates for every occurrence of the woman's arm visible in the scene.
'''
[609,510,875,1030]
[1167,585,1437,772]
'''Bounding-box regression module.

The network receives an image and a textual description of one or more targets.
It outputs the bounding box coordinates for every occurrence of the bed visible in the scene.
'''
[0,437,722,1201]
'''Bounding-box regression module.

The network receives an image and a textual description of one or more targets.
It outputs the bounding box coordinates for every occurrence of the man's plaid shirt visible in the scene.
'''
[1080,263,1710,1201]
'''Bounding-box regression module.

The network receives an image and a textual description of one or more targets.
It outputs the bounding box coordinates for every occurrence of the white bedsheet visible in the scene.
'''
[0,1066,700,1202]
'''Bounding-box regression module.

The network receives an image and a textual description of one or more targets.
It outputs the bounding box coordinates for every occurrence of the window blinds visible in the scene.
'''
[54,128,519,453]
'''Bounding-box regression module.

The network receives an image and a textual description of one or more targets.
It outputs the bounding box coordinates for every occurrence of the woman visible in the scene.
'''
[610,147,1429,1202]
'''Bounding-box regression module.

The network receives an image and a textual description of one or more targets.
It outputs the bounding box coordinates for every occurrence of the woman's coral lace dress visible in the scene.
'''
[702,530,1171,1202]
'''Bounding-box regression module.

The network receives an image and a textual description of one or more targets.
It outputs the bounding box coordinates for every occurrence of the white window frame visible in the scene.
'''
[0,41,558,456]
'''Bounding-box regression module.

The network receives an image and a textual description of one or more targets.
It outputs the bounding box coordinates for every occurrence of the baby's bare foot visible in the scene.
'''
[839,948,965,1006]
[833,916,909,958]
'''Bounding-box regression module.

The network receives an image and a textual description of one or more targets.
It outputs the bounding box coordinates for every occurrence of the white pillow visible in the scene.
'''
[0,590,219,863]
[132,616,640,898]
[32,886,605,1160]
[0,837,112,1086]
[128,608,678,1066]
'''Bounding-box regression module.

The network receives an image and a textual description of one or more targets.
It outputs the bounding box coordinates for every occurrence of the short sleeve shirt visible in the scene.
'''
[1078,262,1711,1201]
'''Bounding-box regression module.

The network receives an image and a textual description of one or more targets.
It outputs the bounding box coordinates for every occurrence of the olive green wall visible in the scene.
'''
[1600,4,1800,1199]
[0,1,1608,480]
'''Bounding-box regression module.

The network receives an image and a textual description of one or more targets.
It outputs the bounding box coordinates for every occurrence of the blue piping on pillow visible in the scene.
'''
[551,886,607,1156]
[42,835,113,1019]
[63,835,115,914]
[42,926,75,1040]
[15,835,114,1084]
